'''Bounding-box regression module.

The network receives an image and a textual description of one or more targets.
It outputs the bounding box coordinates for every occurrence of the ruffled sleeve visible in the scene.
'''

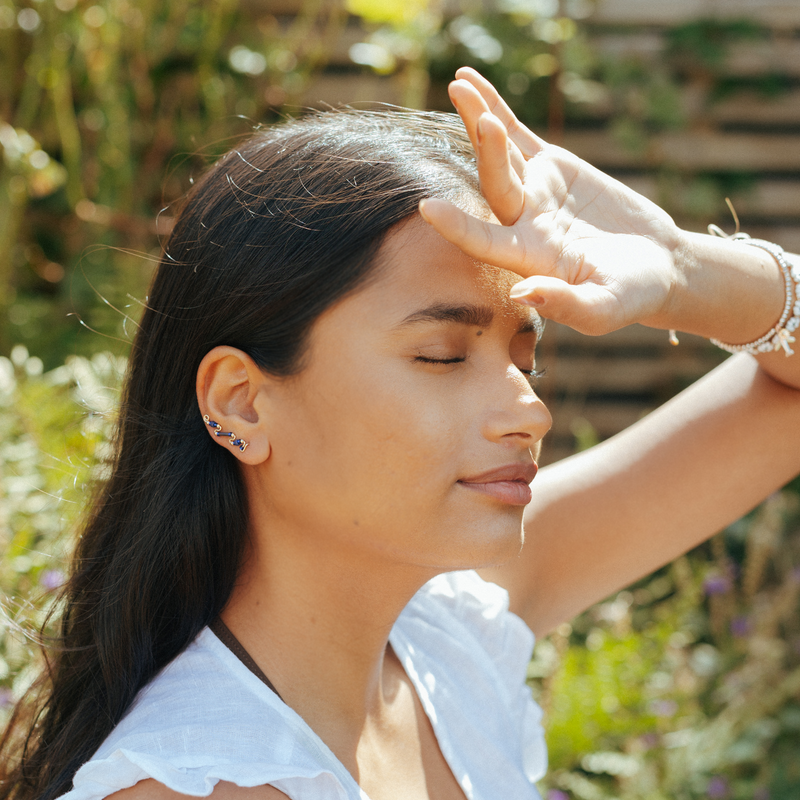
[62,629,359,800]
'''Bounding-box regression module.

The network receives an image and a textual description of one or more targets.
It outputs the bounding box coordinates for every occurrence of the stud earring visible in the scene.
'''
[203,414,248,452]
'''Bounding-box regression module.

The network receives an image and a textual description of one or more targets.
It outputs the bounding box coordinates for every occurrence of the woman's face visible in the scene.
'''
[254,215,552,572]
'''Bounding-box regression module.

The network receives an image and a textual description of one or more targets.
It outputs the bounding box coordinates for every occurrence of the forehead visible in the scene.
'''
[363,214,537,331]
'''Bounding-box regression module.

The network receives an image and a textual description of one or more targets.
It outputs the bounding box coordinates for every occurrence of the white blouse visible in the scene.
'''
[63,571,547,800]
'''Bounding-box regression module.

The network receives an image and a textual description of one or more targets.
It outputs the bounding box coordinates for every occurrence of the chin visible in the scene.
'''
[441,514,525,572]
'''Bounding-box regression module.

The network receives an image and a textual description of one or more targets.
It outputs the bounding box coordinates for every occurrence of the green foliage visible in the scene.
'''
[534,495,800,799]
[0,0,346,365]
[586,16,781,225]
[345,0,430,27]
[0,346,123,720]
[425,4,601,132]
[594,18,768,141]
[666,19,766,70]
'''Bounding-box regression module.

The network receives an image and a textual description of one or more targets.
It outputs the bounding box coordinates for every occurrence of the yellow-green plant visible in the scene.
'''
[0,346,123,723]
[0,0,345,363]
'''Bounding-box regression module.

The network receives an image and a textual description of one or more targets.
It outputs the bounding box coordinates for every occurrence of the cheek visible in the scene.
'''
[273,360,466,509]
[264,356,524,568]
[327,364,465,488]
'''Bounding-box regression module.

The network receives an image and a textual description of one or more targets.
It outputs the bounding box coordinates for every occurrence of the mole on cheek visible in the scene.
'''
[476,330,483,337]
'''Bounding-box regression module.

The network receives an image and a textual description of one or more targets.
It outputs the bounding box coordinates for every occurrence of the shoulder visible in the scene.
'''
[109,779,289,799]
[70,628,342,799]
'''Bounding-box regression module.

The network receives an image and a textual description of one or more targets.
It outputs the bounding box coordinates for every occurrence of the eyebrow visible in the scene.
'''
[396,303,542,337]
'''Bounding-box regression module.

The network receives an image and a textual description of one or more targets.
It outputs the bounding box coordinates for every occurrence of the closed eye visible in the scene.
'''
[416,357,545,387]
[414,356,466,365]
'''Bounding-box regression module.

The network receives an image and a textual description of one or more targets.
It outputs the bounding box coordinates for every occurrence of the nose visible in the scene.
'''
[481,367,552,447]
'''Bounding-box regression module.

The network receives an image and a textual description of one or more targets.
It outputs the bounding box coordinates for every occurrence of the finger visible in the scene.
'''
[449,79,526,182]
[454,67,547,158]
[476,113,525,226]
[510,275,621,336]
[507,137,527,182]
[448,78,492,156]
[419,197,543,275]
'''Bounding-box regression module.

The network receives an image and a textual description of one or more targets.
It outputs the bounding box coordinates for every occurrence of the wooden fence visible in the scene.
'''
[545,1,800,462]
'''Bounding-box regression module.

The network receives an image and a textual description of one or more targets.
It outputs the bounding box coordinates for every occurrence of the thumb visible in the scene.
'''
[510,276,621,336]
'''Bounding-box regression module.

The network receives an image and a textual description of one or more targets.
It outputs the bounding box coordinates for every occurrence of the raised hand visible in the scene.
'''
[419,67,683,336]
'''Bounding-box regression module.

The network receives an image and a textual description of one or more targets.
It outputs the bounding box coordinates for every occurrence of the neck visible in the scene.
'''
[220,512,439,759]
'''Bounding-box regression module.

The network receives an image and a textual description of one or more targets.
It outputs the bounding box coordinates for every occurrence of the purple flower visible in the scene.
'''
[547,792,570,800]
[707,776,730,799]
[730,615,750,637]
[703,575,731,596]
[40,569,65,591]
[0,689,13,709]
[649,699,678,717]
[640,732,660,749]
[754,788,770,800]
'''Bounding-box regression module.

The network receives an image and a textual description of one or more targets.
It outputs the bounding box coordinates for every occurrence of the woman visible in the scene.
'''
[2,68,799,800]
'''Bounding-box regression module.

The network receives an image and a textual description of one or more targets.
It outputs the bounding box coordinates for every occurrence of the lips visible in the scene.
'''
[457,461,538,506]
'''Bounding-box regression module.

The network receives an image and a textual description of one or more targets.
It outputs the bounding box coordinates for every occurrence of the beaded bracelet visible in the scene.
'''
[706,233,800,357]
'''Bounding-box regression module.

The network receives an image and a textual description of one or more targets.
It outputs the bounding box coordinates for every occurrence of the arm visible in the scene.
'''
[421,68,800,637]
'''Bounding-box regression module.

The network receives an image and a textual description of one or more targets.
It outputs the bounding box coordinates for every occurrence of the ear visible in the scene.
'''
[196,346,272,465]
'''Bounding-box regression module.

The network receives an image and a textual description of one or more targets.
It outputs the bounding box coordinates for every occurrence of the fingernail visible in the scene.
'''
[516,294,545,308]
[418,198,430,221]
[510,280,538,299]
[510,282,546,306]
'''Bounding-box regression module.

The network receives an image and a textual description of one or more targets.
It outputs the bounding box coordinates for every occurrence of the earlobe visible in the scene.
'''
[196,346,272,465]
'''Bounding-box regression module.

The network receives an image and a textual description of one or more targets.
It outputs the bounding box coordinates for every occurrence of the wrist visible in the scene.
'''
[647,228,786,345]
[710,238,799,356]
[658,225,694,330]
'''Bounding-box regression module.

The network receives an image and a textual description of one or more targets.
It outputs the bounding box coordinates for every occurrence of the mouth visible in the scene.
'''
[457,462,538,506]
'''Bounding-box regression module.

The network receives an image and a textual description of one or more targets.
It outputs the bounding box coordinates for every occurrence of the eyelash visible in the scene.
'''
[414,356,464,366]
[414,356,546,384]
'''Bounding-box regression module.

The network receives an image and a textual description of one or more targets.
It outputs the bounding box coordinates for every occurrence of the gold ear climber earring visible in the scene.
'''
[203,414,249,452]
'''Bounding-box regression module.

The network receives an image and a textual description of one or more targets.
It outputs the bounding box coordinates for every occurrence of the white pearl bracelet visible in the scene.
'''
[708,234,800,357]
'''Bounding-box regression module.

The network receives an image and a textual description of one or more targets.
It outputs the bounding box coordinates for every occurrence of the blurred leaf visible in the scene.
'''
[346,0,430,26]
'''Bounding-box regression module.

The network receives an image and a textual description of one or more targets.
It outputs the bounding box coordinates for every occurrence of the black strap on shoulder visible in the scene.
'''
[209,616,283,702]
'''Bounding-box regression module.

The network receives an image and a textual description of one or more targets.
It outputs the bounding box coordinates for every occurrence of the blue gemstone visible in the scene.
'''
[232,439,243,447]
[207,419,219,428]
[214,430,233,437]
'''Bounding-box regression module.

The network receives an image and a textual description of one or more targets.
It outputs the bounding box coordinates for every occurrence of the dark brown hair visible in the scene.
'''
[0,108,479,799]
